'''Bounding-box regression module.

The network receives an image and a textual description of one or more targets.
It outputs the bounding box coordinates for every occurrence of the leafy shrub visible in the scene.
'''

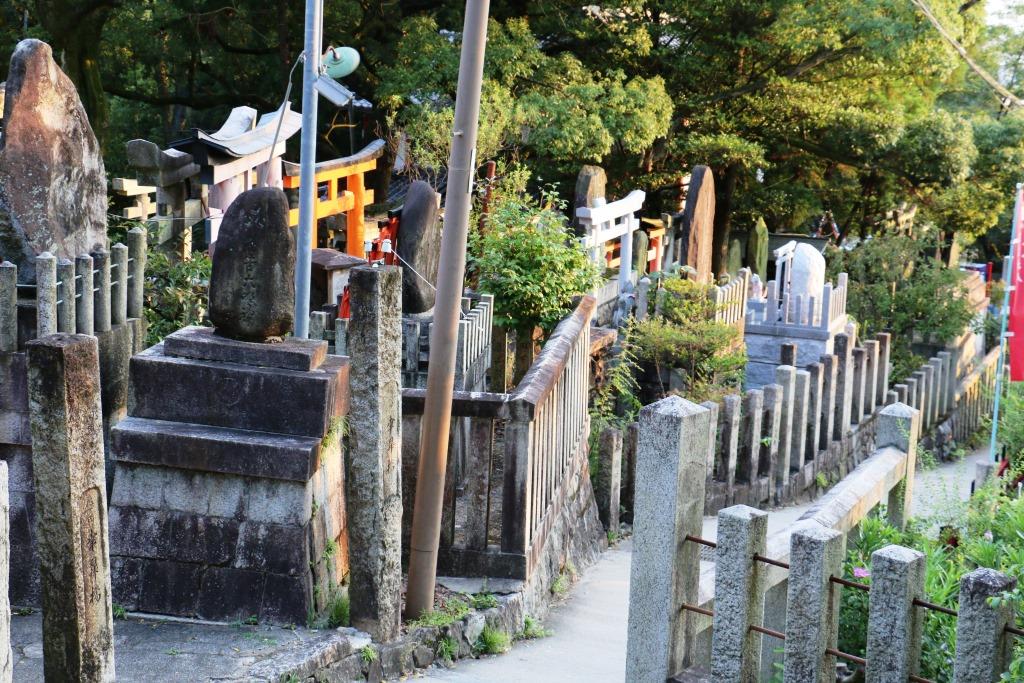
[827,233,974,380]
[470,175,599,334]
[143,251,212,347]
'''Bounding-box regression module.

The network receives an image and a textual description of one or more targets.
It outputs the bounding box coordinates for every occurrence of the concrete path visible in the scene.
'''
[418,449,989,683]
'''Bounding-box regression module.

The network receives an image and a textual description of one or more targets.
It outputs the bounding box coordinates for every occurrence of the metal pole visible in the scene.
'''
[989,182,1023,462]
[294,0,324,338]
[406,0,490,619]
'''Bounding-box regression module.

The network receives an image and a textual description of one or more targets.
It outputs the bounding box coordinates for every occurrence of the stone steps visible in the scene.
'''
[111,416,323,482]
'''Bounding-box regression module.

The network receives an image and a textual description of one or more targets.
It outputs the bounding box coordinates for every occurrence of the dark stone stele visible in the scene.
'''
[396,180,440,315]
[677,165,715,282]
[208,187,295,341]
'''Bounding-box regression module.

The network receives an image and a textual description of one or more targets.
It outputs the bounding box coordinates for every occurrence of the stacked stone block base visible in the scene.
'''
[108,327,349,625]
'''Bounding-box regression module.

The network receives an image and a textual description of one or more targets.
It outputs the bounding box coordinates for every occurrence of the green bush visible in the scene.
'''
[142,251,212,347]
[470,174,599,334]
[827,233,975,380]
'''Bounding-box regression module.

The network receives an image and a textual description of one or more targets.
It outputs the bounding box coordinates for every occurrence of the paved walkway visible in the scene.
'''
[418,449,990,683]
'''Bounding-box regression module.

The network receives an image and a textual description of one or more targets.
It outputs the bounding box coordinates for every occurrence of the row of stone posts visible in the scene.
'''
[625,396,1018,682]
[0,228,146,352]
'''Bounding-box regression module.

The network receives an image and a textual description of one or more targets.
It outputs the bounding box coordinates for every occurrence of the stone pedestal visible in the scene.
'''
[107,326,349,625]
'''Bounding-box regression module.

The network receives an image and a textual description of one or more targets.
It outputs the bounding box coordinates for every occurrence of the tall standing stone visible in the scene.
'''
[595,427,622,532]
[573,165,606,233]
[208,186,295,341]
[26,334,114,682]
[396,180,441,314]
[678,166,715,282]
[346,266,403,641]
[747,216,769,279]
[0,40,107,282]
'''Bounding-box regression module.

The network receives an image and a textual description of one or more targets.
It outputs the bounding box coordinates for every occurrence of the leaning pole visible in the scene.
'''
[406,0,491,618]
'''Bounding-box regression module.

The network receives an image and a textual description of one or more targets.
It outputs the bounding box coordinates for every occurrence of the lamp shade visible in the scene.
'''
[323,46,360,79]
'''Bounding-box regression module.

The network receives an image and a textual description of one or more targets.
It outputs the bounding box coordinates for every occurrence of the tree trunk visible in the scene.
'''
[711,163,740,278]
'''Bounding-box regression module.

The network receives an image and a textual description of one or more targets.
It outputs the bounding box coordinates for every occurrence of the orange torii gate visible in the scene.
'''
[282,139,385,257]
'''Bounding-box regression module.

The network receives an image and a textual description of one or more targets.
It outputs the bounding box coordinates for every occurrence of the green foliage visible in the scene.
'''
[143,251,212,348]
[839,485,1024,680]
[436,635,458,663]
[359,645,378,665]
[326,591,350,629]
[629,277,746,403]
[470,174,598,333]
[518,616,552,640]
[827,233,975,380]
[996,384,1024,468]
[550,573,570,597]
[473,626,511,656]
[470,592,499,611]
[408,596,471,629]
[112,604,127,620]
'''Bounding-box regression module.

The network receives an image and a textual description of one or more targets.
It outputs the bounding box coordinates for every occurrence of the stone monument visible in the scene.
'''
[747,216,769,279]
[573,165,607,233]
[677,165,715,282]
[787,242,826,319]
[107,195,350,624]
[0,40,107,282]
[209,186,295,341]
[395,181,441,315]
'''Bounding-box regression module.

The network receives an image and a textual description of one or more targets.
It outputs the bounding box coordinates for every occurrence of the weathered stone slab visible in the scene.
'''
[346,266,402,641]
[111,417,322,482]
[0,40,107,283]
[25,334,114,682]
[127,346,347,437]
[163,325,327,371]
[396,181,441,315]
[678,166,715,282]
[208,187,294,341]
[0,460,10,683]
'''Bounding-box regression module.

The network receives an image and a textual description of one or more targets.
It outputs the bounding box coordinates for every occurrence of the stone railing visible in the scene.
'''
[626,397,1019,682]
[1,227,147,349]
[400,297,599,585]
[746,271,848,332]
[311,294,493,392]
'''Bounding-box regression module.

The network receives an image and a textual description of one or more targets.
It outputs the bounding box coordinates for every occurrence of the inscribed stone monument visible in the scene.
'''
[0,40,107,282]
[208,186,294,341]
[787,242,826,318]
[573,165,607,232]
[678,165,715,282]
[747,216,769,279]
[396,181,441,314]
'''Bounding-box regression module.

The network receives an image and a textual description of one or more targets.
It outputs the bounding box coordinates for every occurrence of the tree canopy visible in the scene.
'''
[2,0,1022,261]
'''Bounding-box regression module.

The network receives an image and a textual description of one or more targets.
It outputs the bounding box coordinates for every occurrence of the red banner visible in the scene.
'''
[1008,185,1024,381]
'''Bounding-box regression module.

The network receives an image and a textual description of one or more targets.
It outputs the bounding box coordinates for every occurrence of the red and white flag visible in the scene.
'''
[1008,184,1024,381]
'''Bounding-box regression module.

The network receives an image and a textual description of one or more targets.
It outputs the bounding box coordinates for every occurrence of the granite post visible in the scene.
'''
[57,259,76,333]
[865,545,926,683]
[26,334,114,682]
[819,355,837,450]
[792,369,810,473]
[937,350,953,416]
[75,254,94,336]
[719,394,742,490]
[92,249,111,334]
[774,366,796,490]
[345,266,403,641]
[761,384,782,503]
[710,505,768,681]
[784,522,845,683]
[625,397,711,682]
[595,427,622,531]
[833,333,853,437]
[806,362,823,462]
[863,340,879,416]
[876,333,891,406]
[929,357,944,421]
[701,401,720,501]
[36,252,57,338]
[737,390,763,485]
[851,347,866,424]
[0,263,15,352]
[953,568,1016,682]
[876,402,920,530]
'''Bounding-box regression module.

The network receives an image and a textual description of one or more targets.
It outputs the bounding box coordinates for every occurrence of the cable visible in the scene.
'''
[263,52,306,182]
[910,0,1024,109]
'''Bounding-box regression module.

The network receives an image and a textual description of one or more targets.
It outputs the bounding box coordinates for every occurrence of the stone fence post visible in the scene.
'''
[36,253,57,338]
[57,259,76,334]
[595,427,622,531]
[865,545,926,683]
[26,334,114,682]
[625,396,711,683]
[953,568,1016,682]
[784,521,844,683]
[0,263,16,353]
[75,254,94,336]
[345,265,402,642]
[111,243,128,326]
[92,249,111,334]
[875,402,920,530]
[127,226,147,320]
[711,505,768,681]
